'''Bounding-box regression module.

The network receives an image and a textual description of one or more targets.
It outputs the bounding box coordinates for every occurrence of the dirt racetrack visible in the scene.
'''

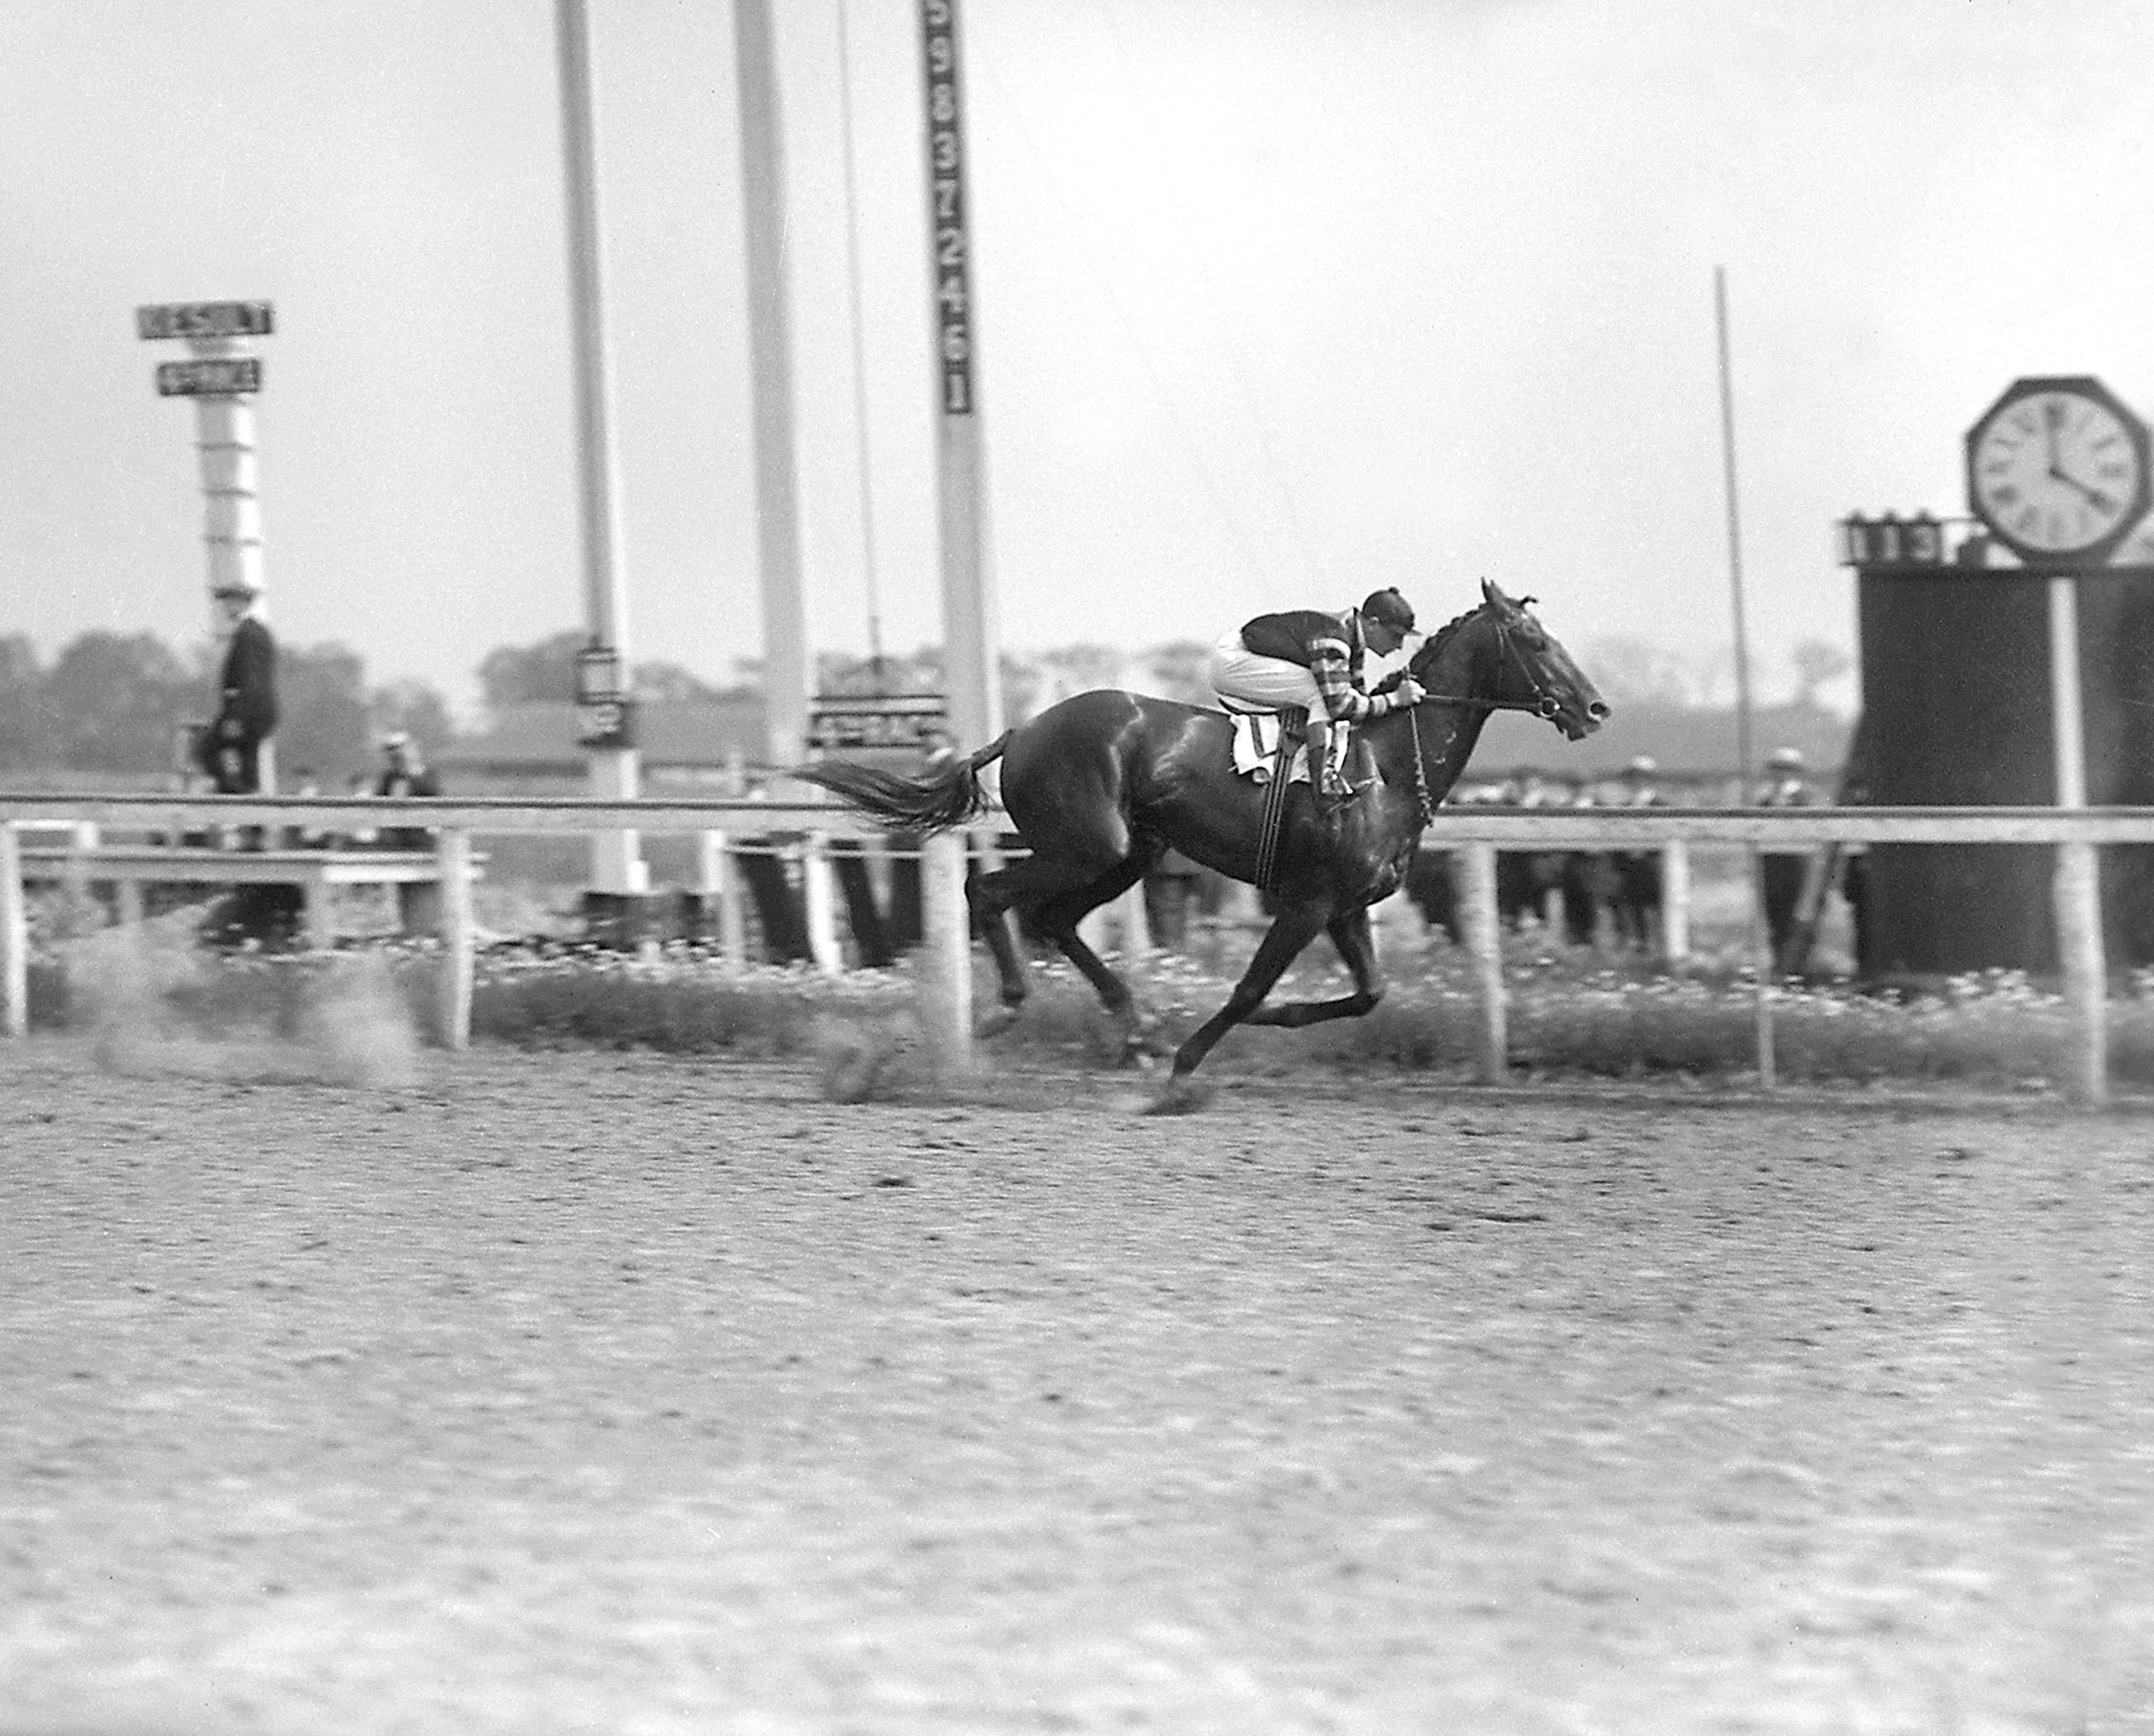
[3,1037,2152,1735]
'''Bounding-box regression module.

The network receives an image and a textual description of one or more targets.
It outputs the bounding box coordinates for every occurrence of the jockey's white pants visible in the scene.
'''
[1208,631,1333,720]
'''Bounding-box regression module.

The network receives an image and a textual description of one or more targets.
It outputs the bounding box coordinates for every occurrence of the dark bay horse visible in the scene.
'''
[799,580,1608,1104]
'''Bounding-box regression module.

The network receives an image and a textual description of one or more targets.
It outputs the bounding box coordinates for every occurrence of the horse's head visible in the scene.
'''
[1409,579,1611,741]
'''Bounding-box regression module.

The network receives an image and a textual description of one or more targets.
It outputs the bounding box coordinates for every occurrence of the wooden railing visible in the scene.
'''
[5,793,2149,1100]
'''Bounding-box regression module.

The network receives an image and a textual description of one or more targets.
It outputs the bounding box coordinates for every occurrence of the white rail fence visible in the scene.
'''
[4,794,2151,1100]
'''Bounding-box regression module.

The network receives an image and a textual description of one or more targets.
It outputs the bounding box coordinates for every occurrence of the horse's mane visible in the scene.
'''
[1371,602,1484,696]
[1417,605,1482,661]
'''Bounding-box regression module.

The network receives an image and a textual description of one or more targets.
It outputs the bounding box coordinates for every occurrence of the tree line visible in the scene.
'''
[0,622,1851,781]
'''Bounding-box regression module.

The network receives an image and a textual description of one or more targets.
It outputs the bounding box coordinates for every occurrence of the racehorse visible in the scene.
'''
[798,579,1608,1108]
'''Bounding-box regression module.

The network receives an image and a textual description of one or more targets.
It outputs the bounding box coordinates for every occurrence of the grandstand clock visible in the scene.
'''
[1966,375,2151,564]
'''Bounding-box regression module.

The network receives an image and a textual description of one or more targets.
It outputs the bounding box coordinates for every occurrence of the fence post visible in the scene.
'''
[436,828,474,1052]
[2054,840,2108,1104]
[919,830,973,1078]
[1660,840,1690,966]
[1459,842,1506,1082]
[803,834,842,974]
[695,830,750,971]
[2,823,26,1038]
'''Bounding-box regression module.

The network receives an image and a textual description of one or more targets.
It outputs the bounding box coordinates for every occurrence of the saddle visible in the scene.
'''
[1219,702,1328,892]
[1225,706,1316,787]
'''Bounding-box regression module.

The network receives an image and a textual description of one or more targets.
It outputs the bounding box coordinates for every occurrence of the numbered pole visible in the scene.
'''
[919,0,1002,755]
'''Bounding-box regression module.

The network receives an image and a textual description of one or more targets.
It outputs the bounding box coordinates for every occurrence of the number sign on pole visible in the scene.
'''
[918,0,1001,753]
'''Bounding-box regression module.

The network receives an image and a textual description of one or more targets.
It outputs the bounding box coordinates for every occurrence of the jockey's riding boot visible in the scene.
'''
[1316,721,1356,810]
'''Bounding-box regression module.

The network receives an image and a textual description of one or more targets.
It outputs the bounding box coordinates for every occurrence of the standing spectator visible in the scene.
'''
[199,579,277,795]
[1757,746,1820,966]
[374,732,444,932]
[198,579,277,849]
[1610,756,1665,952]
[1494,766,1556,929]
[1551,774,1613,947]
[373,732,442,847]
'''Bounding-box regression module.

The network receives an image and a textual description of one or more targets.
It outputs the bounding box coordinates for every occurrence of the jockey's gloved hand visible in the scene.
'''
[1393,676,1427,708]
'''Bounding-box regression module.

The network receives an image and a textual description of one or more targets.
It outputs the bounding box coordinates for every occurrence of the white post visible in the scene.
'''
[1459,843,1506,1082]
[803,834,843,974]
[554,0,646,895]
[699,831,750,972]
[2049,575,2106,1103]
[192,351,274,794]
[1,823,26,1038]
[436,829,474,1051]
[1660,840,1691,966]
[735,0,812,779]
[919,830,973,1077]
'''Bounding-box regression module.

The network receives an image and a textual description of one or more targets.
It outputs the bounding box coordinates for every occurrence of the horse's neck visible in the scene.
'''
[1371,625,1498,810]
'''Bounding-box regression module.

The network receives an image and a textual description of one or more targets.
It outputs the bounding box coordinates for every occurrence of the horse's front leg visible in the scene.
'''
[1162,902,1331,1082]
[1240,905,1385,1029]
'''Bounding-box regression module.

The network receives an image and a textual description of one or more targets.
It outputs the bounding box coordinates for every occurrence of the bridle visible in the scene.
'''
[1402,610,1563,722]
[1398,609,1563,827]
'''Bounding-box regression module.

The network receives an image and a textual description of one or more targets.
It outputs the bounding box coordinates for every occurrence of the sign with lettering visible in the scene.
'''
[919,1,975,416]
[155,356,262,398]
[136,301,275,341]
[809,693,948,753]
[575,699,637,750]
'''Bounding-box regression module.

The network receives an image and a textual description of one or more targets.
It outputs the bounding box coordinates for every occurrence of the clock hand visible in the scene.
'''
[2049,464,2118,514]
[2042,399,2069,473]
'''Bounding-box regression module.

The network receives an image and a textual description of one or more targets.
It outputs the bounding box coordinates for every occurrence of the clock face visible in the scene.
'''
[1968,385,2149,556]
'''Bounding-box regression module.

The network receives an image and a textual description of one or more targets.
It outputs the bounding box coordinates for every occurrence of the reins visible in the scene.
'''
[1396,615,1558,827]
[1402,620,1560,718]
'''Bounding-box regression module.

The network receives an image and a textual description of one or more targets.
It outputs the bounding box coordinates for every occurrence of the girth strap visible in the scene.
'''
[1254,706,1305,894]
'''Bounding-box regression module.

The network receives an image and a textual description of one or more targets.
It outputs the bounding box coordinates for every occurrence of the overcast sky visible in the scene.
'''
[4,0,2151,718]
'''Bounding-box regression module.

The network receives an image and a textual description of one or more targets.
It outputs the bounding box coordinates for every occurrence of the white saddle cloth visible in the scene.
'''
[1227,710,1313,786]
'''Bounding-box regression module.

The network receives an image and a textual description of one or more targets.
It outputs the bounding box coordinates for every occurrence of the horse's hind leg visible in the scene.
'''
[968,851,1135,1033]
[1028,843,1170,1058]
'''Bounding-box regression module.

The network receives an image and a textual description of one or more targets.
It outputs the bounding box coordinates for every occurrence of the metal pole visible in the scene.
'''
[835,0,888,683]
[2049,575,2107,1102]
[1715,266,1775,1086]
[735,0,812,775]
[920,0,1002,751]
[554,0,646,895]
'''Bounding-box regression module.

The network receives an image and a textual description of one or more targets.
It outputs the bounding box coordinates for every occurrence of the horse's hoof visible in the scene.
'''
[1139,1075,1216,1116]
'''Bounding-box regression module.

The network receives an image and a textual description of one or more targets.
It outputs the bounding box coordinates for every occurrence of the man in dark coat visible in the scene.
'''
[1758,746,1821,966]
[373,732,443,850]
[199,579,278,794]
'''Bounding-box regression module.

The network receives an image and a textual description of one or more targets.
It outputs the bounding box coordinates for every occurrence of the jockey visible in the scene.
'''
[1208,588,1427,806]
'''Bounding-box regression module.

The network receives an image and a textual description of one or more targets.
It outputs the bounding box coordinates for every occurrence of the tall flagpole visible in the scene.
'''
[735,0,811,776]
[1715,265,1775,1085]
[554,0,646,897]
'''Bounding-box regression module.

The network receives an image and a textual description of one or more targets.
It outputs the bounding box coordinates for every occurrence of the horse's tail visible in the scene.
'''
[795,735,1008,835]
